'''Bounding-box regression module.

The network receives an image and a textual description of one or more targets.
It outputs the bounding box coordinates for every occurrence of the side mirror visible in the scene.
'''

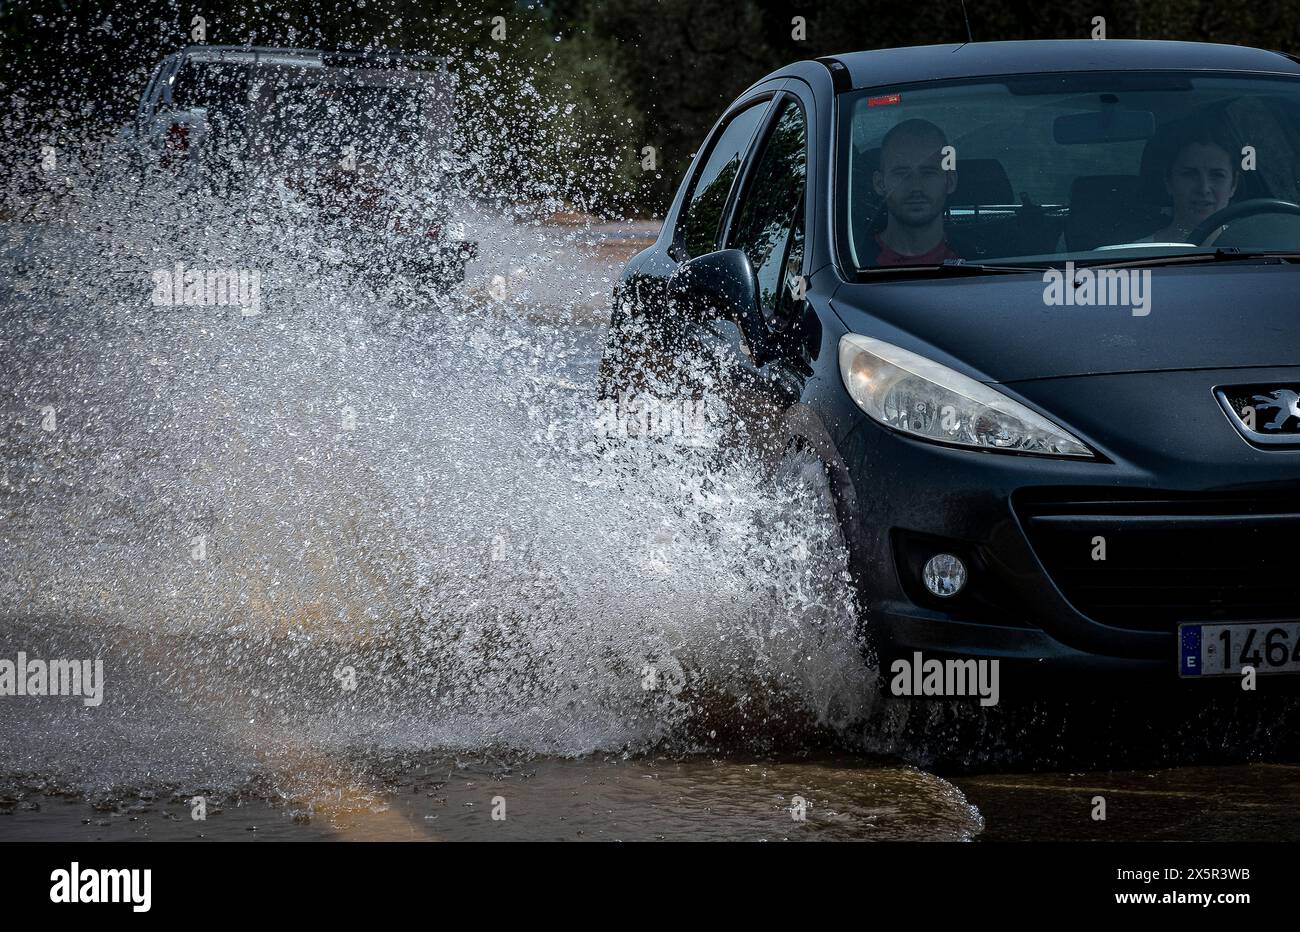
[666,248,768,361]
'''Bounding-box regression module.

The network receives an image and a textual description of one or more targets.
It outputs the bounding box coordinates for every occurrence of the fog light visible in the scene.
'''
[922,553,966,598]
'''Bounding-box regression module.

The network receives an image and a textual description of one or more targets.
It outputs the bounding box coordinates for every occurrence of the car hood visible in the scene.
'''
[830,263,1300,383]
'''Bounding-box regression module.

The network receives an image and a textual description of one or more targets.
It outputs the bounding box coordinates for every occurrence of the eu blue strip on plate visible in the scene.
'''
[1180,624,1202,676]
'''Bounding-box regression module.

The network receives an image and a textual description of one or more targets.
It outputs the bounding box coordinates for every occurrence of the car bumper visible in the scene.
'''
[827,365,1300,691]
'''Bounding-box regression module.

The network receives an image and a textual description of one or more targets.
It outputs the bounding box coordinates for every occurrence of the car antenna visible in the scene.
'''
[960,0,975,43]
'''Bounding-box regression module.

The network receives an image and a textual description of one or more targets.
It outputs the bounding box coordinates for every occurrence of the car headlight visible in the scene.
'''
[838,334,1093,458]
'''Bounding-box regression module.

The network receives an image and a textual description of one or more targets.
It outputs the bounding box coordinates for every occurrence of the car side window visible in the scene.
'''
[137,59,173,129]
[677,101,769,258]
[727,98,808,326]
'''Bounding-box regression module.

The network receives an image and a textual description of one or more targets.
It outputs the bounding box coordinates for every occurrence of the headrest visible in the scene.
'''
[950,158,1014,205]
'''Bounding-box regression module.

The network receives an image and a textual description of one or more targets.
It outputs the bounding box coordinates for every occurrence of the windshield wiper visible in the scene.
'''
[1082,248,1300,270]
[855,249,1300,279]
[858,259,1044,279]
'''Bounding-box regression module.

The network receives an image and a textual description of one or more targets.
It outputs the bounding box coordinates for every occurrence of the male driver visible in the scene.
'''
[870,118,962,265]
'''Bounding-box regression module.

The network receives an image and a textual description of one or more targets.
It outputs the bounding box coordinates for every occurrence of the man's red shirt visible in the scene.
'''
[874,233,960,266]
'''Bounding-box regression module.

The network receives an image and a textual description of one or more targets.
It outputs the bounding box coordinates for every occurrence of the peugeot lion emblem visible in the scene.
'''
[1252,389,1300,432]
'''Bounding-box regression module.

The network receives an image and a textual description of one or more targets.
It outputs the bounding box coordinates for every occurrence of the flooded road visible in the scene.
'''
[1,755,982,841]
[3,137,1300,844]
[959,763,1300,841]
[6,752,1300,841]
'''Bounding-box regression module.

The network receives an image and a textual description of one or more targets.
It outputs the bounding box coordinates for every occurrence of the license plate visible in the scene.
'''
[1179,621,1300,677]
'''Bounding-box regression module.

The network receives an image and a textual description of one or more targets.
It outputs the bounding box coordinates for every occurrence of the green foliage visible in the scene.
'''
[5,0,1300,217]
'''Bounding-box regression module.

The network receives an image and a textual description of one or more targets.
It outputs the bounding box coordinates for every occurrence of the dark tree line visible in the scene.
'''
[5,0,1300,216]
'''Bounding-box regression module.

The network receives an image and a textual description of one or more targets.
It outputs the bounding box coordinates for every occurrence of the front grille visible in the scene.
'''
[1016,489,1300,632]
[1216,383,1300,445]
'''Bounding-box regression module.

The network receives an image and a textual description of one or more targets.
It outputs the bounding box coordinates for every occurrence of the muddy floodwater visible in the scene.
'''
[5,754,1300,841]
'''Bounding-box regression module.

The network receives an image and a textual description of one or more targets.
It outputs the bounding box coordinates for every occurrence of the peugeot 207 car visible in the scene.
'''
[597,40,1300,691]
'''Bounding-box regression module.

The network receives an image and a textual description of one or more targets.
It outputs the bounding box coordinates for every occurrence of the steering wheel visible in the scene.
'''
[1188,198,1300,246]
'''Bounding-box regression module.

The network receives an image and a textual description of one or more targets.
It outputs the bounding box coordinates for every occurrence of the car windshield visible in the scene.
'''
[837,71,1300,273]
[172,60,444,166]
[256,77,435,157]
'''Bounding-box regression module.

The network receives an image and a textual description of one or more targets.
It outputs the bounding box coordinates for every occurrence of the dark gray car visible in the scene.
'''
[599,39,1300,694]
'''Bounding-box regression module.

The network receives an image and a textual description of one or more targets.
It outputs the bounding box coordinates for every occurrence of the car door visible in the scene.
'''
[135,54,181,139]
[597,91,778,401]
[706,92,814,454]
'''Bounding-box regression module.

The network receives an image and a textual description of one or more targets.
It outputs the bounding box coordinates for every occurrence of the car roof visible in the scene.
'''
[811,40,1300,90]
[177,45,441,68]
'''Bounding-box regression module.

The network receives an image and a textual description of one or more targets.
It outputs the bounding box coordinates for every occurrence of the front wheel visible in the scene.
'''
[772,442,873,653]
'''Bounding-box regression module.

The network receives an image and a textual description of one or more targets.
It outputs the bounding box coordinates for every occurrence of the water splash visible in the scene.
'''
[0,51,872,800]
